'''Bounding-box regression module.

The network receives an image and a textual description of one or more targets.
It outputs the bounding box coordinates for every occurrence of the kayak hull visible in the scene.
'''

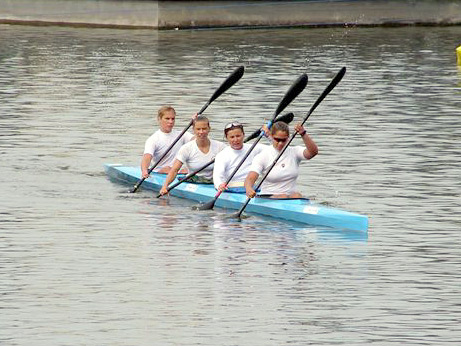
[104,164,369,232]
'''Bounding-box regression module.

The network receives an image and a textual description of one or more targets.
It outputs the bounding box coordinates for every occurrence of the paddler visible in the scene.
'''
[213,122,269,193]
[141,106,194,178]
[158,115,226,196]
[244,121,318,198]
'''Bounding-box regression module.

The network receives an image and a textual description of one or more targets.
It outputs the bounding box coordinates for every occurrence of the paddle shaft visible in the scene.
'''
[198,74,308,210]
[130,66,244,193]
[236,67,346,218]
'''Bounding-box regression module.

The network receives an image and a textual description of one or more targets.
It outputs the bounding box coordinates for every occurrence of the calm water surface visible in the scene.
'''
[1,24,460,345]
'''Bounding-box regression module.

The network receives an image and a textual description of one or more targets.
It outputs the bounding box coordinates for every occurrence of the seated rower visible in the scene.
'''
[244,121,318,199]
[141,105,194,178]
[159,116,226,196]
[213,121,268,193]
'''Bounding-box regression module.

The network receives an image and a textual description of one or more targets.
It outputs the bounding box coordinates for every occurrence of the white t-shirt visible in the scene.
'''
[143,129,194,172]
[213,143,267,189]
[250,146,306,195]
[176,139,226,179]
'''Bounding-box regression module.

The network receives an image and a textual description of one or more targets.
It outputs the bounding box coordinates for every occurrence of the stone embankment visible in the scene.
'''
[1,0,460,29]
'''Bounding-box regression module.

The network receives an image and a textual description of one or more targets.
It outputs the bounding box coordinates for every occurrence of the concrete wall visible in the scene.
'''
[158,0,461,29]
[1,0,460,29]
[0,0,158,28]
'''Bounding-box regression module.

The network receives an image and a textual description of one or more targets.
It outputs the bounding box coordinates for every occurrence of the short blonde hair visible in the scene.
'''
[157,106,176,120]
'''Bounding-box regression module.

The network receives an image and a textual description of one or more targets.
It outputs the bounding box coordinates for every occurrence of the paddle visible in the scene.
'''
[234,67,346,220]
[245,111,294,142]
[155,112,295,198]
[130,65,245,193]
[195,73,308,211]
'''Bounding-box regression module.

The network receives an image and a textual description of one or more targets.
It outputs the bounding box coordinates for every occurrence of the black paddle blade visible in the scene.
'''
[274,73,308,117]
[193,198,216,211]
[275,112,294,125]
[321,67,346,101]
[308,67,346,115]
[245,112,295,142]
[208,66,245,105]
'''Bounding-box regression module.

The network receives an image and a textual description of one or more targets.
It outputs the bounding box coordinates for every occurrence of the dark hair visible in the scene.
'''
[224,122,244,136]
[193,115,210,128]
[271,121,289,135]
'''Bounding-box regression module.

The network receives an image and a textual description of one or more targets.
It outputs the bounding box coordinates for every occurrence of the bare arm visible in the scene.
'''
[294,124,318,160]
[141,153,153,178]
[244,171,259,198]
[159,159,183,196]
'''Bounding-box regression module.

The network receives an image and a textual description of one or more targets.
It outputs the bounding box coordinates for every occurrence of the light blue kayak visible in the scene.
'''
[104,164,369,232]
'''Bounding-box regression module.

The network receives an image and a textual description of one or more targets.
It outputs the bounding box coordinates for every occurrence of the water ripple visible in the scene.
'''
[1,24,461,345]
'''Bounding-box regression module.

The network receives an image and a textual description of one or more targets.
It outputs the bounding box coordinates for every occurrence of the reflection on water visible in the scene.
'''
[1,24,461,344]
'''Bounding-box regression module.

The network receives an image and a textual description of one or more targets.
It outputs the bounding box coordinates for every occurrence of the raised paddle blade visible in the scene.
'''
[273,73,308,117]
[306,67,346,116]
[275,111,295,125]
[197,66,245,115]
[245,112,295,142]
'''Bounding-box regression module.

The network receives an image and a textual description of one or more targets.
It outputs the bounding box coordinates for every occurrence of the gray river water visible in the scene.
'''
[1,24,460,345]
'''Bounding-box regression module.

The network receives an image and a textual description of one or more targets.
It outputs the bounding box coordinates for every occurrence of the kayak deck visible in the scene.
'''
[104,164,369,232]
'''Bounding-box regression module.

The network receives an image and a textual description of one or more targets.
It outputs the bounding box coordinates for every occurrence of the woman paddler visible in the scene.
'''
[141,106,194,178]
[159,115,226,196]
[213,121,268,193]
[244,121,318,198]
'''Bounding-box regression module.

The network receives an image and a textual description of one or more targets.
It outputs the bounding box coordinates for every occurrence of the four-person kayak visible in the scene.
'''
[104,164,369,232]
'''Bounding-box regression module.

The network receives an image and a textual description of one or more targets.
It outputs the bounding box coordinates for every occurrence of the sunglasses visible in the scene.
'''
[273,137,289,143]
[224,122,243,130]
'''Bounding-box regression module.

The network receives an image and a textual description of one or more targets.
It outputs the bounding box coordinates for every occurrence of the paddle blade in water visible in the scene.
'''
[192,198,216,210]
[223,211,250,221]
